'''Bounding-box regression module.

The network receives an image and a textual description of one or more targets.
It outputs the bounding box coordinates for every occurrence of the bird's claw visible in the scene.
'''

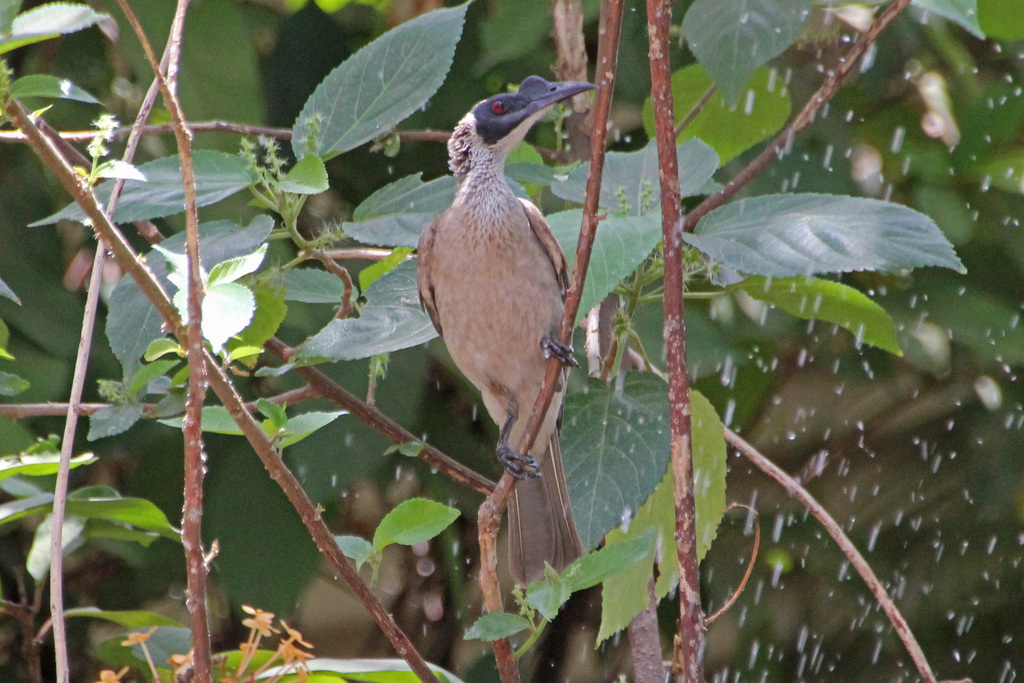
[497,444,541,479]
[541,335,578,367]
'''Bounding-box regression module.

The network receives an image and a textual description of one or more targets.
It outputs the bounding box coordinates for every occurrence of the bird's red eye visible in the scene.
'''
[491,100,507,115]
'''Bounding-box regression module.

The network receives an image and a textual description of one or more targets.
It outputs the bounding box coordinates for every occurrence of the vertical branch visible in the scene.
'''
[646,0,705,680]
[475,1,624,680]
[113,0,212,677]
[627,578,667,683]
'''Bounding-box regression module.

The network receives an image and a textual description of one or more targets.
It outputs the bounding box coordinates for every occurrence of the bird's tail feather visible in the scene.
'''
[508,432,583,585]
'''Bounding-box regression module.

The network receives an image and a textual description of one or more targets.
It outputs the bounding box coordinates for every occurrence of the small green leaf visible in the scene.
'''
[127,359,180,397]
[384,442,425,458]
[298,259,437,361]
[143,338,183,361]
[562,527,656,594]
[27,513,86,580]
[87,402,144,441]
[224,281,288,365]
[359,247,413,292]
[682,0,812,104]
[256,398,288,428]
[9,74,99,103]
[372,498,460,551]
[158,405,242,435]
[0,276,19,303]
[276,154,329,194]
[729,276,902,354]
[293,4,468,157]
[64,607,184,629]
[0,452,97,482]
[195,282,256,353]
[914,0,984,38]
[283,268,349,304]
[96,160,146,182]
[524,575,572,622]
[336,534,376,571]
[464,613,532,641]
[279,411,345,448]
[0,370,29,396]
[207,244,267,287]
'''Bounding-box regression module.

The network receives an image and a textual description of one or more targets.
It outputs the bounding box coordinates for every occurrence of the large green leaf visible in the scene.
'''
[372,498,460,550]
[681,0,812,105]
[551,139,719,215]
[729,276,902,354]
[0,490,179,541]
[0,452,96,481]
[87,402,145,441]
[9,74,99,103]
[597,389,727,642]
[548,211,663,322]
[34,151,256,225]
[561,374,672,550]
[0,2,116,54]
[292,4,468,158]
[64,607,184,628]
[464,613,531,641]
[344,174,456,248]
[297,259,437,361]
[283,268,349,304]
[914,0,984,38]
[27,514,86,580]
[642,65,791,165]
[684,193,965,277]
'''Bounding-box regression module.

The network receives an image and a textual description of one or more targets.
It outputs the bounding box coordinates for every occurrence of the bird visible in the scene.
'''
[417,76,594,584]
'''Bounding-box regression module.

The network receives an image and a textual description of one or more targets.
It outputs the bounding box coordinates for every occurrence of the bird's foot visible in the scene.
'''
[541,335,578,367]
[496,444,541,479]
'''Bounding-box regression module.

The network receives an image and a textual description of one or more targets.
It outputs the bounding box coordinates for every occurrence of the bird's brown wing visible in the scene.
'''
[416,214,444,337]
[519,198,570,299]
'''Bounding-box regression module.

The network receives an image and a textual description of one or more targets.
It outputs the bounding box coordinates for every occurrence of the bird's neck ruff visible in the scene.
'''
[448,115,517,214]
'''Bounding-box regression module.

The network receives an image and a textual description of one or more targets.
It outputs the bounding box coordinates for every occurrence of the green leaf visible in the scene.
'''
[548,211,663,322]
[292,4,468,158]
[84,518,161,546]
[0,370,29,396]
[143,338,182,361]
[0,3,116,54]
[9,74,99,103]
[283,268,349,303]
[464,613,532,641]
[27,513,86,580]
[87,402,144,441]
[0,318,12,360]
[684,193,966,277]
[345,174,456,248]
[277,154,329,195]
[158,405,242,435]
[279,411,345,448]
[384,442,425,458]
[561,527,657,593]
[336,534,376,571]
[34,151,256,226]
[914,0,985,38]
[298,259,437,361]
[127,359,180,397]
[96,160,146,182]
[979,0,1024,39]
[0,452,96,481]
[641,64,791,165]
[96,626,192,672]
[194,282,256,353]
[256,398,288,427]
[597,389,727,642]
[207,244,267,287]
[0,0,19,33]
[681,0,812,104]
[372,497,460,550]
[359,247,413,292]
[224,281,288,364]
[561,373,672,550]
[524,574,572,622]
[0,275,19,304]
[552,139,719,215]
[64,607,184,628]
[0,491,179,541]
[729,276,902,354]
[294,658,466,683]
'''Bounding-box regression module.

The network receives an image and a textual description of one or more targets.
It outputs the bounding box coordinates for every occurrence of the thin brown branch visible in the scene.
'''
[705,503,759,624]
[308,249,355,318]
[322,247,398,261]
[0,120,294,143]
[627,577,667,683]
[724,427,938,683]
[674,83,717,138]
[682,0,913,233]
[265,339,495,496]
[647,0,704,679]
[474,1,625,680]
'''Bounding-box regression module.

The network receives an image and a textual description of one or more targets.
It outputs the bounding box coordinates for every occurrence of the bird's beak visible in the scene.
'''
[522,81,595,115]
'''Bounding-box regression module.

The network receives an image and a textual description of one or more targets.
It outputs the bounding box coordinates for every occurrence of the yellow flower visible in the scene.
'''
[94,668,128,683]
[168,650,194,676]
[120,626,158,647]
[241,604,278,637]
[278,620,312,649]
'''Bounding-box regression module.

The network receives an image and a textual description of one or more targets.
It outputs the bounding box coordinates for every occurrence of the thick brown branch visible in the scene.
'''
[646,0,704,680]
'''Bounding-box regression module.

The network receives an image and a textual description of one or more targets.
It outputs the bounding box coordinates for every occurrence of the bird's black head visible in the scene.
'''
[471,76,594,145]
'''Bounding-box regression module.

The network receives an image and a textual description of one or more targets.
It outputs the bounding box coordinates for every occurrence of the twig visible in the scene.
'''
[647,0,705,679]
[112,0,214,677]
[308,249,355,318]
[474,1,625,680]
[265,339,495,496]
[674,83,717,138]
[627,577,667,683]
[8,100,444,683]
[682,0,913,233]
[723,427,938,683]
[321,247,398,261]
[705,503,759,624]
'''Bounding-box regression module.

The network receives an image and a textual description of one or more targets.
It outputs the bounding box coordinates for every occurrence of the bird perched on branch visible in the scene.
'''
[417,76,594,584]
